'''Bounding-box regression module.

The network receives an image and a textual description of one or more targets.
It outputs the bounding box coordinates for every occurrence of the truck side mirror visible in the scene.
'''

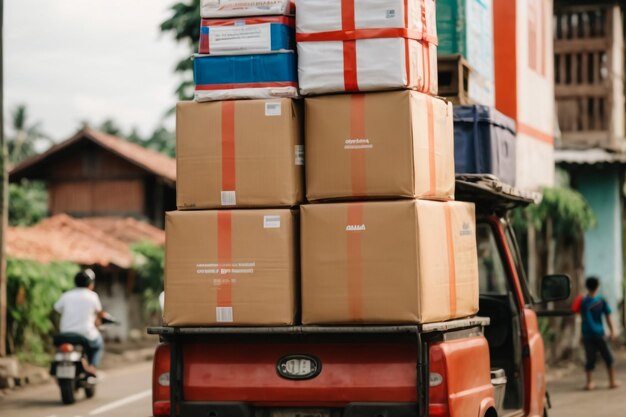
[540,274,571,303]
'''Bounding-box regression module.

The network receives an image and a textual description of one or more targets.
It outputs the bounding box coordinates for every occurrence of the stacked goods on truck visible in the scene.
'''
[164,0,299,326]
[436,0,495,106]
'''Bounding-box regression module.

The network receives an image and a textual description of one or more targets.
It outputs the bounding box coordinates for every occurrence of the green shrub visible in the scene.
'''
[6,258,79,365]
[131,241,164,318]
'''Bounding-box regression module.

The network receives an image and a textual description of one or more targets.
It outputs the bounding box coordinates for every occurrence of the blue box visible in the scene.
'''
[453,105,516,186]
[193,52,298,101]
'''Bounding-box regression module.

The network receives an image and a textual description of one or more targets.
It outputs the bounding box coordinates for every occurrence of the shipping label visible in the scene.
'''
[209,23,272,52]
[263,215,281,229]
[295,145,304,165]
[221,191,237,206]
[265,101,282,116]
[216,306,234,323]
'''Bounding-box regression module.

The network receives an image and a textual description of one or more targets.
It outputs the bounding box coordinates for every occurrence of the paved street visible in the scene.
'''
[0,361,152,417]
[548,349,626,417]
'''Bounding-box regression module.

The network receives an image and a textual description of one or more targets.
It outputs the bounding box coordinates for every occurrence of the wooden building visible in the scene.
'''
[554,1,625,150]
[9,127,176,228]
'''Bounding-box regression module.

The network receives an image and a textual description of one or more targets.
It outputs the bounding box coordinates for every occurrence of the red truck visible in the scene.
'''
[149,175,571,417]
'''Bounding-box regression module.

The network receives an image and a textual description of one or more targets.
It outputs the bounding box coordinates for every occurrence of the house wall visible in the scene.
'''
[575,166,624,331]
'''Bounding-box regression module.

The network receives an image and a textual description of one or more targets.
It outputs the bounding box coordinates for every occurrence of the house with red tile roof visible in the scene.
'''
[8,128,175,341]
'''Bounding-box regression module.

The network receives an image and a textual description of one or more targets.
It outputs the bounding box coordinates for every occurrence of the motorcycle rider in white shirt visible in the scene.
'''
[54,269,108,375]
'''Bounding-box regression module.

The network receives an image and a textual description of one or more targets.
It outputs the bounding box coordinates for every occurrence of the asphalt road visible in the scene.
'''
[0,361,152,417]
[548,349,626,417]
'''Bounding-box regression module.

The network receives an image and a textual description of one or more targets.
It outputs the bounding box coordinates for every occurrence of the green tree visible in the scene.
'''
[99,118,124,137]
[131,241,164,318]
[160,0,200,100]
[7,105,52,165]
[9,180,48,226]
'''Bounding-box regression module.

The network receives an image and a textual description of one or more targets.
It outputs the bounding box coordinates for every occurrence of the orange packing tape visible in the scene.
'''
[426,97,436,196]
[350,94,367,196]
[346,203,364,321]
[221,101,236,196]
[420,0,431,93]
[295,28,435,43]
[217,211,233,309]
[443,204,458,317]
[343,41,359,91]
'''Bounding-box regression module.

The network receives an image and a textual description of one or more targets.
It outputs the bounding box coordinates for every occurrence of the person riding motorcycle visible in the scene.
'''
[54,269,108,375]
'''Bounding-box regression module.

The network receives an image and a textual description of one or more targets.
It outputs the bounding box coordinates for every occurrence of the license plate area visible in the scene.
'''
[271,409,330,417]
[56,364,76,379]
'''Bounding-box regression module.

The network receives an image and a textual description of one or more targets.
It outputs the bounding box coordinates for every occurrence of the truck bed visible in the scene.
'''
[149,318,490,417]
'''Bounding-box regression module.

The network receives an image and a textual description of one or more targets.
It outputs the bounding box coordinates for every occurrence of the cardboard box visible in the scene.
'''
[176,99,304,209]
[201,0,294,18]
[301,200,479,324]
[193,52,298,102]
[296,0,437,95]
[164,209,297,326]
[199,16,295,55]
[305,91,455,202]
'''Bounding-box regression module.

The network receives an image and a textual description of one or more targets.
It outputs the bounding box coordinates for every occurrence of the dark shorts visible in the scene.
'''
[583,336,614,371]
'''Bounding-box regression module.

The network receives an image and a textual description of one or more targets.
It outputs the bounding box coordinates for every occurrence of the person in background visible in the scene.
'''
[572,276,620,390]
[54,269,108,375]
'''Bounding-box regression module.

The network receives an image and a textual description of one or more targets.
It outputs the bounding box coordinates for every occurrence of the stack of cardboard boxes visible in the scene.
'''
[166,0,301,326]
[165,0,480,327]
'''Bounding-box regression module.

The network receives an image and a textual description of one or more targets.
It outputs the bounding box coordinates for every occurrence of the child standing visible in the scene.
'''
[572,276,620,390]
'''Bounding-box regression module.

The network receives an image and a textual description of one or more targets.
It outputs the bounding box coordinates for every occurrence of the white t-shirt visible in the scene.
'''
[54,288,103,341]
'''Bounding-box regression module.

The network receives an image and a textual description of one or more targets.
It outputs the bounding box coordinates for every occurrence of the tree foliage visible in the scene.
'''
[160,0,200,100]
[9,180,48,226]
[99,120,176,158]
[7,105,52,165]
[512,186,596,238]
[6,259,79,365]
[131,241,165,317]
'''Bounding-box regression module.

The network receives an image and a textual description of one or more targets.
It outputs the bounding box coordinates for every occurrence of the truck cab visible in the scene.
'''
[150,175,570,417]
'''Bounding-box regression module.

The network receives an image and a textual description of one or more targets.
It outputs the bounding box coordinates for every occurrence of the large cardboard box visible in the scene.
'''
[177,99,304,209]
[301,200,479,324]
[165,209,297,326]
[296,0,437,95]
[305,91,455,202]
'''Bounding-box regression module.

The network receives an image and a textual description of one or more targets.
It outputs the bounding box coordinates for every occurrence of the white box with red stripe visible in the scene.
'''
[296,0,438,95]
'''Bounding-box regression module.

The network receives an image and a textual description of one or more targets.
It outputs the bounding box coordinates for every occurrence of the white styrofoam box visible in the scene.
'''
[296,0,437,95]
[297,0,436,36]
[298,38,437,95]
[201,0,294,18]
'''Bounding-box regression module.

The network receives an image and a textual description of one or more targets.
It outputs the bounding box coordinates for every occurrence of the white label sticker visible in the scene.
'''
[264,215,281,229]
[221,191,236,206]
[216,307,233,323]
[265,101,282,116]
[386,9,396,18]
[209,23,271,52]
[295,145,304,165]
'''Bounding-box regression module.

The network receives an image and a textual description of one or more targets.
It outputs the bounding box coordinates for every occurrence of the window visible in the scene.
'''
[477,223,509,295]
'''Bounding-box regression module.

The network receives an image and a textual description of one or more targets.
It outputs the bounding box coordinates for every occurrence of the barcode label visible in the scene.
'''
[386,9,396,18]
[264,215,281,229]
[265,102,282,116]
[216,307,234,323]
[221,191,236,206]
[295,145,304,165]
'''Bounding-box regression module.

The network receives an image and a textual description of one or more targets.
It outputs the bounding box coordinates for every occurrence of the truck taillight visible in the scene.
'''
[152,343,171,417]
[428,344,449,417]
[153,400,171,417]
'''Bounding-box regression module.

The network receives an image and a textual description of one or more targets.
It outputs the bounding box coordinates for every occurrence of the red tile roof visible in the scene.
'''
[10,127,176,183]
[7,214,165,268]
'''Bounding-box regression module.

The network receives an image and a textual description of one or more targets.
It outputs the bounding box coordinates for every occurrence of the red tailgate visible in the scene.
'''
[182,341,417,406]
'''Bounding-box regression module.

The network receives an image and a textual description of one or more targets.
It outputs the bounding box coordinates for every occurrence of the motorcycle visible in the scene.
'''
[51,314,118,404]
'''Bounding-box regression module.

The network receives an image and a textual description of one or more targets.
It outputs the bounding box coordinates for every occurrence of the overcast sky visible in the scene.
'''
[5,0,188,141]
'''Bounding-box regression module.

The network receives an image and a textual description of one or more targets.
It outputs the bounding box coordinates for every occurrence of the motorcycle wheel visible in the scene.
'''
[59,379,76,404]
[85,384,96,398]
